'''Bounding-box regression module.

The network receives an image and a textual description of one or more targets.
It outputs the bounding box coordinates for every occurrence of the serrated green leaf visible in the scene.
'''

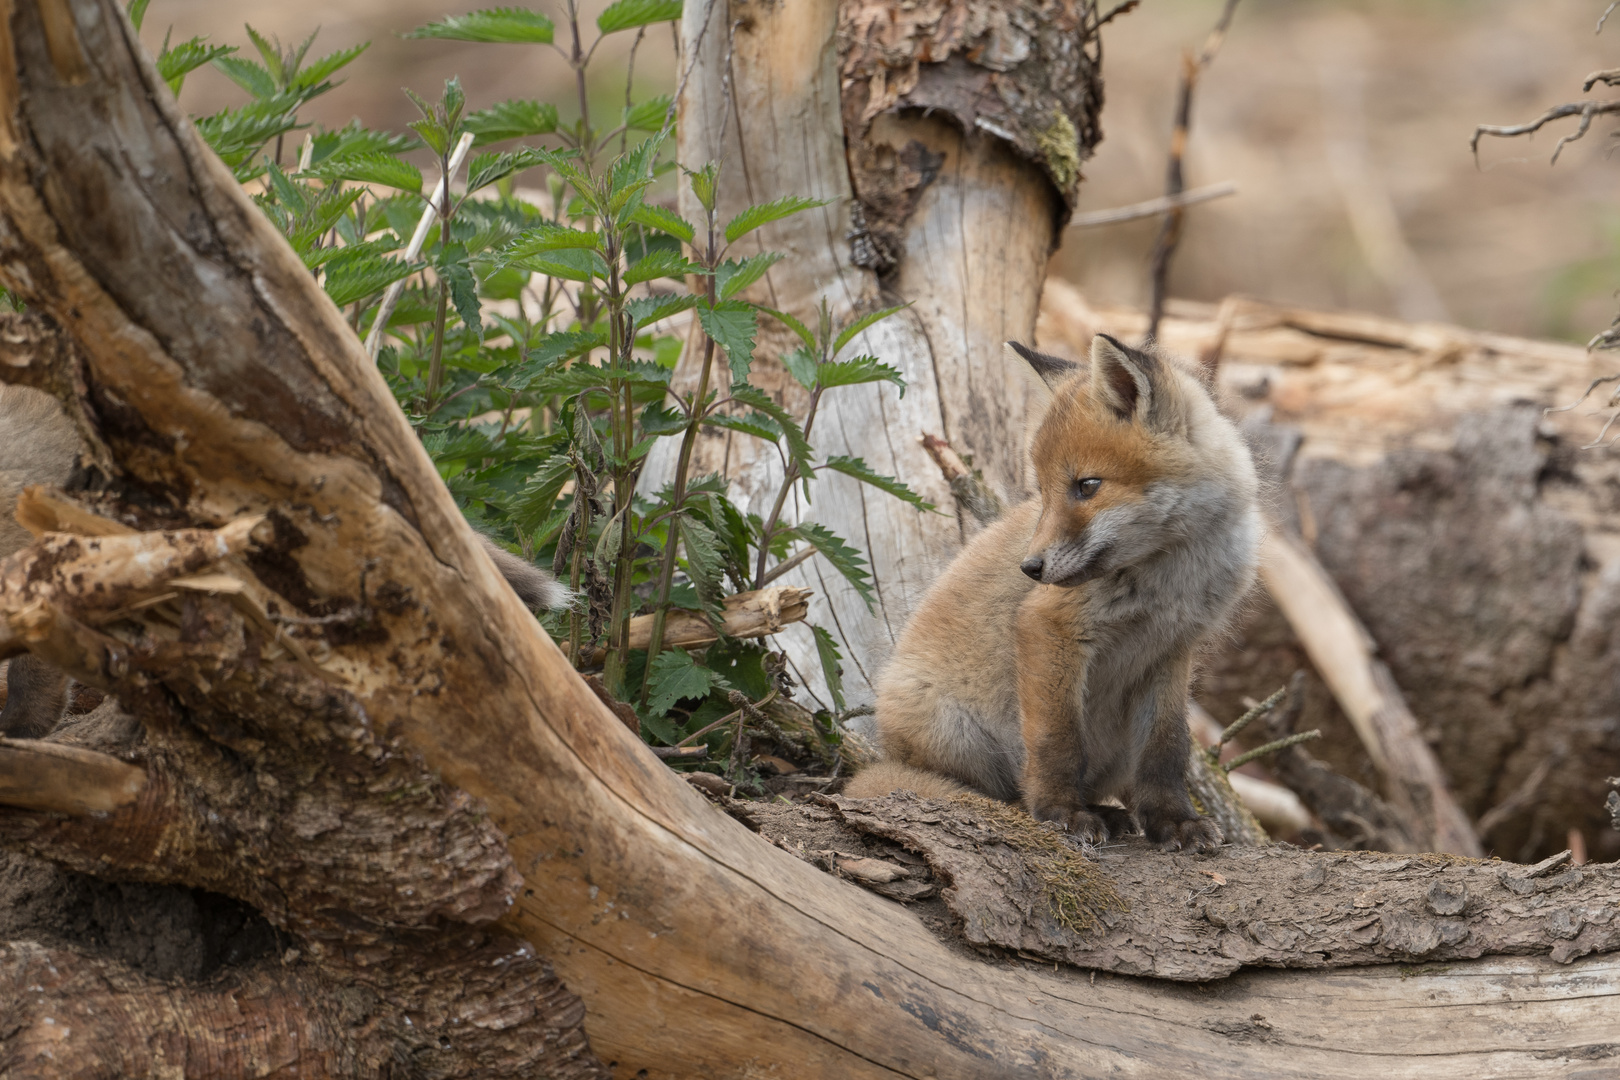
[816,354,906,396]
[812,625,846,713]
[624,248,702,286]
[504,223,601,259]
[698,300,757,384]
[820,455,935,512]
[157,38,235,96]
[703,410,781,443]
[126,0,150,32]
[687,161,719,213]
[322,253,417,307]
[598,0,683,34]
[245,25,311,87]
[467,147,549,193]
[727,384,813,477]
[436,247,483,339]
[308,122,420,166]
[781,345,818,390]
[512,248,609,283]
[759,306,816,352]
[291,42,369,92]
[723,195,828,245]
[310,151,423,192]
[303,236,396,270]
[515,330,608,383]
[627,203,694,244]
[640,403,688,436]
[832,303,909,356]
[715,252,781,301]
[527,362,670,397]
[646,647,723,718]
[194,93,305,168]
[789,521,874,612]
[679,514,727,620]
[405,7,555,43]
[212,54,276,98]
[627,292,698,330]
[623,94,675,132]
[465,98,559,144]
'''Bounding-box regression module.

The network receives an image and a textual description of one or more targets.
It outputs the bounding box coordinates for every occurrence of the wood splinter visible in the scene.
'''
[0,737,145,814]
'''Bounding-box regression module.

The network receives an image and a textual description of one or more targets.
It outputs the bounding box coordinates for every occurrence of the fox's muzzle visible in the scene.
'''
[1021,542,1112,587]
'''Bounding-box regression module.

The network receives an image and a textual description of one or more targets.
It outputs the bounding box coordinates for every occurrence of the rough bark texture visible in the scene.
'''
[1039,286,1620,864]
[1,2,1619,1078]
[806,792,1620,982]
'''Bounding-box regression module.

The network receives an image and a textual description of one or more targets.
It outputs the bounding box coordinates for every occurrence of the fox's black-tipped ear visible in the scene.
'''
[1007,341,1079,389]
[1089,333,1161,422]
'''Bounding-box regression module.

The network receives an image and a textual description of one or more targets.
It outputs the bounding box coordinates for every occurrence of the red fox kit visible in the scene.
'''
[847,334,1260,851]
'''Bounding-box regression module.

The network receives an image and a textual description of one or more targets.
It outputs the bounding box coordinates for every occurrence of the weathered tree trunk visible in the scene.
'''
[665,0,1098,700]
[2,2,1620,1078]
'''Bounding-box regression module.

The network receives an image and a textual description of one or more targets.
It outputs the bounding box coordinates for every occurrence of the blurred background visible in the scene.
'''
[147,0,1620,344]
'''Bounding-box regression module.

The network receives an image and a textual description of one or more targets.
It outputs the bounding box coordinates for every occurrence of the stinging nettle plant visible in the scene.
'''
[128,0,934,782]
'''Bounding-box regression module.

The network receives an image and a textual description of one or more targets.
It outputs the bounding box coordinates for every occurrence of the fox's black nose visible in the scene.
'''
[1020,555,1044,581]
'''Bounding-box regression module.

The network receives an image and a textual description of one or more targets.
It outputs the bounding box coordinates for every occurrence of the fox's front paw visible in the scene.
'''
[1143,810,1222,853]
[1029,799,1113,844]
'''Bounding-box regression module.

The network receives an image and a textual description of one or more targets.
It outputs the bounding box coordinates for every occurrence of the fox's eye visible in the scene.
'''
[1072,477,1102,500]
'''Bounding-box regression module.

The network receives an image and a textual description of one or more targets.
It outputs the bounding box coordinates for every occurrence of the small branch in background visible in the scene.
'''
[1260,671,1419,853]
[1470,100,1620,166]
[1095,0,1140,31]
[1144,0,1240,345]
[1475,756,1554,838]
[918,432,1003,525]
[1208,684,1286,759]
[1605,776,1620,832]
[1600,1,1619,34]
[1070,181,1236,228]
[1223,729,1320,774]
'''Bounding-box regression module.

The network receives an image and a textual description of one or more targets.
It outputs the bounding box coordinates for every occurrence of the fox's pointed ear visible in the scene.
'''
[1006,341,1079,389]
[1089,333,1160,421]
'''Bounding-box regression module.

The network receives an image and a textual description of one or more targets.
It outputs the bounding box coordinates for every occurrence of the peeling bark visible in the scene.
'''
[816,792,1620,981]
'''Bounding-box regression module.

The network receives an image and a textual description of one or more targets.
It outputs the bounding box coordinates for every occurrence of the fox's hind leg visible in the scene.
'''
[1130,650,1222,853]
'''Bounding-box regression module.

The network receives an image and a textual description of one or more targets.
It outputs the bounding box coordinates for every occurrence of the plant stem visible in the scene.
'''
[639,207,720,702]
[753,384,824,586]
[601,242,640,693]
[567,0,591,147]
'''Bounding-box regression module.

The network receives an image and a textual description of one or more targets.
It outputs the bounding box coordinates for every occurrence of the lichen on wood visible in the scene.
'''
[839,0,1107,269]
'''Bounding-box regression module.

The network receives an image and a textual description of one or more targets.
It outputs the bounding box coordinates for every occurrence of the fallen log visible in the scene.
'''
[0,2,1616,1077]
[760,792,1620,981]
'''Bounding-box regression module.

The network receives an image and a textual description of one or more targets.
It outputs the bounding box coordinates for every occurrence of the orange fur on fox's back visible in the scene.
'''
[851,335,1259,852]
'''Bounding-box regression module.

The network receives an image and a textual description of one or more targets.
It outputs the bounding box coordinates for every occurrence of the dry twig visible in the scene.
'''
[1070,181,1236,228]
[1471,100,1620,166]
[1144,0,1241,344]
